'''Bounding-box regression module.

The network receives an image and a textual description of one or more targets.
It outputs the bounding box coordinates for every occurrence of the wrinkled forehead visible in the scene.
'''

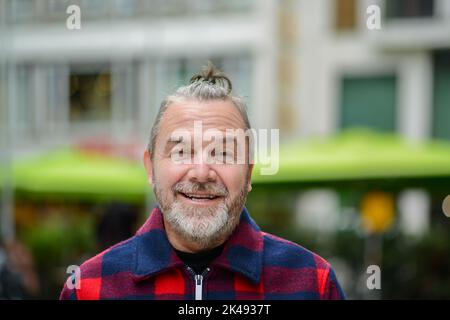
[157,100,247,140]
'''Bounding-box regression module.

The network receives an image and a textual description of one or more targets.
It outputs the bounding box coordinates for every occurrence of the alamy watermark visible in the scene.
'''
[66,5,81,30]
[366,265,381,290]
[366,5,381,30]
[66,265,81,289]
[66,4,381,31]
[168,121,279,176]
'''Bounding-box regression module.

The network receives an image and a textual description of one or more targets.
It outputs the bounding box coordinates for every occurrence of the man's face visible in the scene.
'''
[144,99,253,249]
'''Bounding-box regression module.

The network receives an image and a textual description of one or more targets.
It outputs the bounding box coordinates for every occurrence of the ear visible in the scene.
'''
[143,150,153,185]
[247,164,254,192]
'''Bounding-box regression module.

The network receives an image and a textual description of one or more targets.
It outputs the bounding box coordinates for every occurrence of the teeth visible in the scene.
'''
[183,193,217,200]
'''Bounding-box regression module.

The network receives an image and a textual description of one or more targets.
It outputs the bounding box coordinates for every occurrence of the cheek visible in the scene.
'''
[154,160,187,188]
[217,165,248,194]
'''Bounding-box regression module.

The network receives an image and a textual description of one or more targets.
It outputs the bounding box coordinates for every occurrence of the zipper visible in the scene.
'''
[186,266,210,300]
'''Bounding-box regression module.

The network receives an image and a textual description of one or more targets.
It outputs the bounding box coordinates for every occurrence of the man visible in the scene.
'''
[60,64,345,300]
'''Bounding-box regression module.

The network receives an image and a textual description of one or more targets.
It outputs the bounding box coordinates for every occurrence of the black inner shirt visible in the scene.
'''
[174,244,225,274]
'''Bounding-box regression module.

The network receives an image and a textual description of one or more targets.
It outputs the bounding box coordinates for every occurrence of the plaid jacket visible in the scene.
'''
[60,207,345,300]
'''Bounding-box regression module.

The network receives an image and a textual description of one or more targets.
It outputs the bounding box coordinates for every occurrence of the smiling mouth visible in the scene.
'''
[178,192,222,202]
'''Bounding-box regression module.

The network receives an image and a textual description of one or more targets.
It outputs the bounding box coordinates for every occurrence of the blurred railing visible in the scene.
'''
[5,0,255,25]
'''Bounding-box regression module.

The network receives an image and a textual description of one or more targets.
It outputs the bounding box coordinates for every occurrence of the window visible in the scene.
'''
[67,62,139,136]
[7,0,35,24]
[144,0,254,17]
[385,0,434,19]
[79,0,110,17]
[335,0,357,31]
[432,51,450,141]
[112,0,143,18]
[340,75,397,132]
[47,0,72,20]
[69,71,112,122]
[14,65,34,135]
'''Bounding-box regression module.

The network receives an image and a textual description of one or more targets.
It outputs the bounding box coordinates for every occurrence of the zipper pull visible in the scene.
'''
[194,274,203,300]
[189,267,210,300]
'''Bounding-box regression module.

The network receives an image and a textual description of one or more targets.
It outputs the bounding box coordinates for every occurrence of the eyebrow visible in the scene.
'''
[206,135,240,149]
[163,137,186,155]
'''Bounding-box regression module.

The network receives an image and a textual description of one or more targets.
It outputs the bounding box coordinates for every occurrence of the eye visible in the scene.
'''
[210,149,226,157]
[170,147,187,158]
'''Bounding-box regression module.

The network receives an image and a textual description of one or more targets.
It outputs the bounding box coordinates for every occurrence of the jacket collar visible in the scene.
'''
[132,206,263,284]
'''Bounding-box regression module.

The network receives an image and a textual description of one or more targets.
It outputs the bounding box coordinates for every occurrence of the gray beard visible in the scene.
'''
[165,200,234,248]
[153,181,248,250]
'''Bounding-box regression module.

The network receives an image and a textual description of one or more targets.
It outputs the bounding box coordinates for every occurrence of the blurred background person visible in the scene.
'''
[96,202,139,252]
[0,238,40,299]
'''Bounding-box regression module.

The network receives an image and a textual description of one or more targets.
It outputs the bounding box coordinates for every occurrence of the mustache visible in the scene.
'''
[172,181,229,197]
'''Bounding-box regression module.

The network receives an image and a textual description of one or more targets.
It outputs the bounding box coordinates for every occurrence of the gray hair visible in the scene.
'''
[147,63,251,157]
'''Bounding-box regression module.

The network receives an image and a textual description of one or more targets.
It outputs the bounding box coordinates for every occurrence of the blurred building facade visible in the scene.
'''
[292,0,450,240]
[2,0,450,298]
[3,0,277,158]
[3,3,449,172]
[296,0,450,141]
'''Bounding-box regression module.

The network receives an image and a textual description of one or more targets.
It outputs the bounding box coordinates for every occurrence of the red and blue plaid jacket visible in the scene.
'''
[60,207,345,300]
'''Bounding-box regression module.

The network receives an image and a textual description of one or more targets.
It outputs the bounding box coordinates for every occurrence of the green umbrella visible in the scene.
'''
[252,128,450,184]
[12,149,149,202]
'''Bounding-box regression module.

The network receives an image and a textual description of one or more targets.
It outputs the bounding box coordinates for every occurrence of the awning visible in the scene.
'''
[252,129,450,184]
[12,149,148,202]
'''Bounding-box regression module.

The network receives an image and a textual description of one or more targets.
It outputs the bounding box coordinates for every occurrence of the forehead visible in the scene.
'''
[159,99,246,134]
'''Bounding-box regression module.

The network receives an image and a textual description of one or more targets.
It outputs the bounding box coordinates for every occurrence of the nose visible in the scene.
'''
[186,159,217,183]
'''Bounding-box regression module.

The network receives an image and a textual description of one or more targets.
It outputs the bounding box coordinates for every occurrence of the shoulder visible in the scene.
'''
[81,236,137,276]
[261,232,331,270]
[260,232,345,299]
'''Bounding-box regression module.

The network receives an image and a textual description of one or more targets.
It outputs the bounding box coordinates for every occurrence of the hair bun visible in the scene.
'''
[189,62,232,94]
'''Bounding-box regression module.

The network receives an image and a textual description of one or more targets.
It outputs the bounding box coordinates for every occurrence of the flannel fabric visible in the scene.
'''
[60,207,345,300]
